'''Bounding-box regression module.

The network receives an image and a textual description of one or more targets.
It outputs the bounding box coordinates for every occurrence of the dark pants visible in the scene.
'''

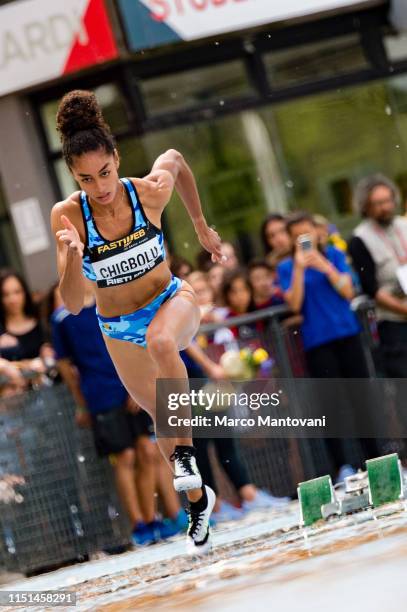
[305,334,380,471]
[194,437,251,495]
[378,321,407,378]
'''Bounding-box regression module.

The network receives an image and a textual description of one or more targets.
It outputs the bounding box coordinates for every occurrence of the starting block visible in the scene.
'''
[366,453,404,507]
[298,475,335,526]
[298,453,405,526]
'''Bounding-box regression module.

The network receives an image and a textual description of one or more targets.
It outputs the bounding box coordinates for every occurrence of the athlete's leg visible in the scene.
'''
[146,283,205,502]
[103,284,215,552]
[102,336,177,465]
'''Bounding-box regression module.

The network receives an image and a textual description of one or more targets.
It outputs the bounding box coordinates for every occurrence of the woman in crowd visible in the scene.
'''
[0,269,55,389]
[261,213,292,268]
[277,211,379,481]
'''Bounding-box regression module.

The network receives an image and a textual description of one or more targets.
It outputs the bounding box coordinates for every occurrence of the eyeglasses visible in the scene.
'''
[369,197,395,206]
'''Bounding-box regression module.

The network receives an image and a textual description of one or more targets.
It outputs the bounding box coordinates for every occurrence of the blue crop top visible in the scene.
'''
[80,178,165,288]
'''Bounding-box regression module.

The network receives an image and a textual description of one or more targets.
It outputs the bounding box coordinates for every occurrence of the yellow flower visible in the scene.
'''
[330,233,347,252]
[239,348,251,360]
[197,334,208,349]
[252,348,269,364]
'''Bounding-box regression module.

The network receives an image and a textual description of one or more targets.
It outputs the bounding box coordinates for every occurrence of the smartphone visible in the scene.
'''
[298,234,313,251]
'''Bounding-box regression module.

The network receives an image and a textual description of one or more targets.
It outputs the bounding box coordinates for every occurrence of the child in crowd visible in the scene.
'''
[247,259,284,309]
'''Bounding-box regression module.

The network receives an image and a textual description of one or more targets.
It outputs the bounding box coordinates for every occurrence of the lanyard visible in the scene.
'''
[373,223,407,265]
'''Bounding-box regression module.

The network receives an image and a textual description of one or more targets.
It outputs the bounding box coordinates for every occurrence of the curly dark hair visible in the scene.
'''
[56,90,116,167]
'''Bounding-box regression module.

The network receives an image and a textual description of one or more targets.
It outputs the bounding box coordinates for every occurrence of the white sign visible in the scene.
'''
[139,0,377,42]
[0,0,118,97]
[390,0,407,31]
[10,198,50,256]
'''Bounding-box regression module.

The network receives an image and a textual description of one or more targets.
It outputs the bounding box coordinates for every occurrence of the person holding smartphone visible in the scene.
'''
[277,211,379,481]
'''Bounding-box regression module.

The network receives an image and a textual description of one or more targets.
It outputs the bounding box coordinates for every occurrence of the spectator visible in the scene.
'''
[170,255,194,280]
[314,214,349,253]
[220,269,261,344]
[278,211,379,481]
[207,263,225,306]
[0,474,25,504]
[188,271,227,324]
[261,213,292,268]
[222,269,254,318]
[0,270,54,386]
[0,358,27,397]
[220,241,240,271]
[313,214,330,249]
[349,174,407,377]
[50,282,186,545]
[196,248,213,272]
[248,259,284,309]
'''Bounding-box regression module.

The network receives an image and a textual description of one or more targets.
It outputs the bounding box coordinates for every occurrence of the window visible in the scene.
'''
[385,33,407,64]
[141,61,254,116]
[264,35,368,89]
[0,176,22,271]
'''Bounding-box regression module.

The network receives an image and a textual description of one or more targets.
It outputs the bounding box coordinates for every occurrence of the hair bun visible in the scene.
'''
[56,90,106,139]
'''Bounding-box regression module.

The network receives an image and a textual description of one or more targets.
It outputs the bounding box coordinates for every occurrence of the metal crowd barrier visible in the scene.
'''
[0,385,130,575]
[0,298,381,574]
[198,298,379,498]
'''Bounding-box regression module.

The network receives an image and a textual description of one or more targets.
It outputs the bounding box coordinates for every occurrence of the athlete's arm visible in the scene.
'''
[51,202,86,315]
[137,149,223,263]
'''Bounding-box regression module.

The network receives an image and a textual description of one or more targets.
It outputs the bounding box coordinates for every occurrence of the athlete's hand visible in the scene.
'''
[56,215,84,257]
[194,218,224,264]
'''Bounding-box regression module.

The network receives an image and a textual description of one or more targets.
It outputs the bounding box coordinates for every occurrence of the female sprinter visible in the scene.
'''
[51,90,223,554]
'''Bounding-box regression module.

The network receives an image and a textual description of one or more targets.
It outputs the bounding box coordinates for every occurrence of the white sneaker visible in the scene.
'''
[186,486,216,556]
[170,446,203,492]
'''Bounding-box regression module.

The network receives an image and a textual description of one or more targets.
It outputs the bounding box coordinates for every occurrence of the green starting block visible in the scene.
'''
[366,453,404,507]
[298,475,335,527]
[298,454,405,527]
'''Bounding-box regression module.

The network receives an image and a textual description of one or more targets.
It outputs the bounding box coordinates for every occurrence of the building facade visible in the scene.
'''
[1,0,407,289]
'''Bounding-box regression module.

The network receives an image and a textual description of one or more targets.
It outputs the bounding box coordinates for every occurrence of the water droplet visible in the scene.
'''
[385,105,392,116]
[286,180,294,189]
[183,242,189,249]
[77,455,85,463]
[219,100,225,106]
